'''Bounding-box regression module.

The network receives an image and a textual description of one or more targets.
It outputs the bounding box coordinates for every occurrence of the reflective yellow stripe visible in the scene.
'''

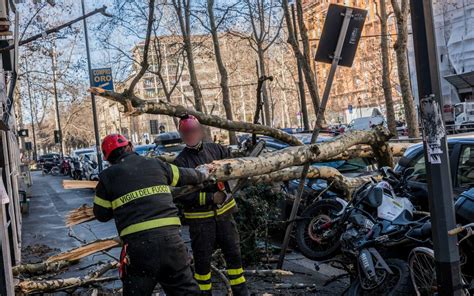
[194,272,211,281]
[120,217,181,237]
[229,276,246,286]
[227,267,244,275]
[170,164,180,187]
[184,199,236,219]
[111,185,170,209]
[198,283,212,290]
[199,192,206,206]
[94,196,112,209]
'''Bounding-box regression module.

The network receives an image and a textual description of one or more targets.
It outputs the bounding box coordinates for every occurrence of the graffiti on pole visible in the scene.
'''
[420,95,445,164]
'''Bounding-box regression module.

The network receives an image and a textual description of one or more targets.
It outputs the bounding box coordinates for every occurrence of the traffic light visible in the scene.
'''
[54,130,61,144]
[25,142,32,151]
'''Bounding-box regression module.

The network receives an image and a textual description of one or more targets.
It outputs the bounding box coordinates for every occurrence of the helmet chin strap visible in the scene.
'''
[186,141,202,150]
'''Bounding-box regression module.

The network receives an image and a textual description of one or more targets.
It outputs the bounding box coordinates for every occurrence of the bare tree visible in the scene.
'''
[391,0,419,138]
[281,0,321,124]
[196,0,238,144]
[376,0,397,137]
[238,0,283,126]
[150,36,186,129]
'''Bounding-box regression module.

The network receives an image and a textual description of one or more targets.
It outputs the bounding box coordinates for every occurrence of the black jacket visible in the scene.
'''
[173,142,237,221]
[93,152,206,237]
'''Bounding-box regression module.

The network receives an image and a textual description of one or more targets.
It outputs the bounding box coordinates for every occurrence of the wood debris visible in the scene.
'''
[46,237,120,263]
[62,180,98,189]
[65,204,95,227]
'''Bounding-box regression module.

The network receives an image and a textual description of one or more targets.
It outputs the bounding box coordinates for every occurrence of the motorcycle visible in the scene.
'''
[297,168,432,294]
[296,167,416,260]
[71,158,84,180]
[41,158,61,176]
[60,157,72,176]
[82,155,99,181]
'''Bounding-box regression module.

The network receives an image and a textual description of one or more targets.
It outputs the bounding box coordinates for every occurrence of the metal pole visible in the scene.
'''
[277,8,353,269]
[81,0,103,171]
[409,0,462,295]
[24,58,37,161]
[291,3,309,131]
[51,41,64,157]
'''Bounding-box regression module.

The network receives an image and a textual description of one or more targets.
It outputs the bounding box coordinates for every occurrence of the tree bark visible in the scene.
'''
[173,0,212,140]
[13,260,75,276]
[282,0,321,123]
[207,0,237,144]
[201,127,393,181]
[17,261,118,294]
[378,0,398,137]
[391,0,419,138]
[89,87,303,146]
[257,45,272,126]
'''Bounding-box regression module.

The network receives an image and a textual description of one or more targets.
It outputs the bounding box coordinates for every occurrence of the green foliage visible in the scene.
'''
[234,184,285,265]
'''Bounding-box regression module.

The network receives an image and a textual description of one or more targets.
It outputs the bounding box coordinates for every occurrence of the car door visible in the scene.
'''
[453,144,474,196]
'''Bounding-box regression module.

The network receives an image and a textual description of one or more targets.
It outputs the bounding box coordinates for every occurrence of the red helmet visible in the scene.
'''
[101,134,129,161]
[178,115,200,133]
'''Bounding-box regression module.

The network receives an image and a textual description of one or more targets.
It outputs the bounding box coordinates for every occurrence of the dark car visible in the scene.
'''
[394,136,474,208]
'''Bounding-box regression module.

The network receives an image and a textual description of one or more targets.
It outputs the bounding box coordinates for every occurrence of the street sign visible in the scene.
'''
[91,68,114,91]
[315,4,367,67]
[18,129,28,137]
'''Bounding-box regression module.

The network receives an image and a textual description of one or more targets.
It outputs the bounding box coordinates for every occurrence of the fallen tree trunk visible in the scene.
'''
[13,260,75,276]
[89,87,303,146]
[201,127,392,181]
[46,237,120,263]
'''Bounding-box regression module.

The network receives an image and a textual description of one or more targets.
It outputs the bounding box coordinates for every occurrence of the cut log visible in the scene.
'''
[201,127,392,181]
[17,276,117,294]
[12,260,75,276]
[46,237,120,263]
[89,87,304,146]
[65,204,95,227]
[63,180,98,189]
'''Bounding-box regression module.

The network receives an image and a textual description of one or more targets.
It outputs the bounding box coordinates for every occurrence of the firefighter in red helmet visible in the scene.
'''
[93,134,208,296]
[174,115,249,296]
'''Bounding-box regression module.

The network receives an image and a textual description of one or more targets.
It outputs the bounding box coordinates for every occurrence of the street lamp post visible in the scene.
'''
[50,40,65,157]
[81,0,103,171]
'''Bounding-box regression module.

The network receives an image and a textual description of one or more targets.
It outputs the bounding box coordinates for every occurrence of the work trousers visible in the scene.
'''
[121,226,200,296]
[188,215,249,296]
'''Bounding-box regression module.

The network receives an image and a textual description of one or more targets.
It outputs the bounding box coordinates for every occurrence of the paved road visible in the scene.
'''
[21,172,347,295]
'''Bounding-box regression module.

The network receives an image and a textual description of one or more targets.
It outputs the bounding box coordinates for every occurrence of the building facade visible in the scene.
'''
[98,33,304,143]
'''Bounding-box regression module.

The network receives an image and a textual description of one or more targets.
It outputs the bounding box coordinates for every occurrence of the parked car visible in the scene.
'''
[395,136,474,209]
[135,144,156,156]
[348,115,385,131]
[147,132,185,159]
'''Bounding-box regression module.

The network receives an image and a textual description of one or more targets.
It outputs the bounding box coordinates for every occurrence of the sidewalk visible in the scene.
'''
[21,171,347,295]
